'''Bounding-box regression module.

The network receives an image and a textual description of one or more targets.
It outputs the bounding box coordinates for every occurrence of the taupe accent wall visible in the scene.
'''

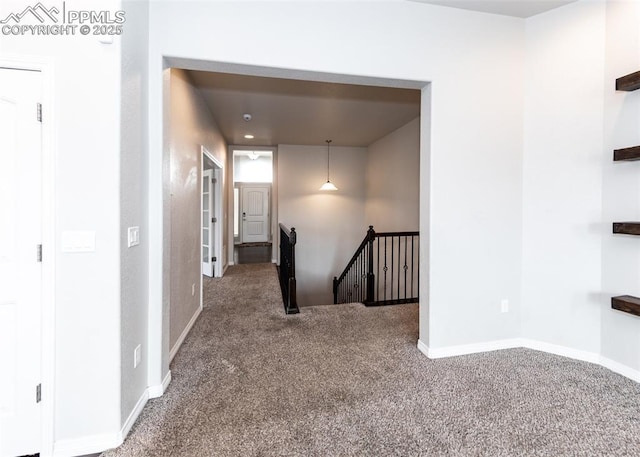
[169,69,228,354]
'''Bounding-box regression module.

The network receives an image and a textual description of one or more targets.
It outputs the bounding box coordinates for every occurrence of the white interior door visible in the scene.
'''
[241,186,270,243]
[0,68,43,457]
[202,168,214,277]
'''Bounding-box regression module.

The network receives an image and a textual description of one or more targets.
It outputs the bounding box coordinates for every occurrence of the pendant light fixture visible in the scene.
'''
[319,139,338,191]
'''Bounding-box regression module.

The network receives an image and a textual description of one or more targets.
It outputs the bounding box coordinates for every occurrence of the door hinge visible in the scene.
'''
[212,178,217,184]
[37,244,42,262]
[37,103,42,122]
[212,217,217,223]
[212,256,217,262]
[36,384,41,403]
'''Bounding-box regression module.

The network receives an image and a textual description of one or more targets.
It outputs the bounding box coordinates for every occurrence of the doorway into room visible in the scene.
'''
[202,146,223,278]
[232,149,274,264]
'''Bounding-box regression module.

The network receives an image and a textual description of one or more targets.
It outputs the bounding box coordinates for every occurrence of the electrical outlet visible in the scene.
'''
[134,344,142,368]
[500,299,509,313]
[192,283,196,296]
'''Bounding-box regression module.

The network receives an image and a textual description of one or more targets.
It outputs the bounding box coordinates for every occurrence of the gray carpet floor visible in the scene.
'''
[103,264,640,456]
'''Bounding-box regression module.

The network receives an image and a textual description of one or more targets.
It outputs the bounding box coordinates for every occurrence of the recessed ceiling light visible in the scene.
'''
[244,134,254,139]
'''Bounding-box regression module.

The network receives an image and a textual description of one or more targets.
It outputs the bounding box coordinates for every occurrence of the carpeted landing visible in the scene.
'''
[103,264,640,456]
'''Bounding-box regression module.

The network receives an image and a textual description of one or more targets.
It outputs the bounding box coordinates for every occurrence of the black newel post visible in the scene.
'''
[365,225,375,304]
[288,228,298,313]
[279,224,299,314]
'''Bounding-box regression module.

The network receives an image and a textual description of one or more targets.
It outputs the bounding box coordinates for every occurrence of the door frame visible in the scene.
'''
[229,146,277,264]
[201,168,214,277]
[201,146,223,278]
[0,56,56,457]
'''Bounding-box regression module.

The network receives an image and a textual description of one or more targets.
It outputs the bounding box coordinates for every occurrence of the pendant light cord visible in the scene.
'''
[326,139,332,181]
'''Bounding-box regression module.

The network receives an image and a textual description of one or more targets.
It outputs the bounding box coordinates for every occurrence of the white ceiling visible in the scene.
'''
[188,71,421,148]
[411,0,576,18]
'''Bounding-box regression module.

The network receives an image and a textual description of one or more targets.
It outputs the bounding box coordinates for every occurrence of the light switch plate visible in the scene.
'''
[134,344,141,368]
[128,226,140,247]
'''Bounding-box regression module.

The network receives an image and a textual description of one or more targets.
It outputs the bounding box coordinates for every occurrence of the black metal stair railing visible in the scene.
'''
[333,233,371,305]
[278,223,300,314]
[333,226,419,306]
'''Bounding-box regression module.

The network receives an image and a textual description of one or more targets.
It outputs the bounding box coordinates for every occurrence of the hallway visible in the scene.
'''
[103,265,640,456]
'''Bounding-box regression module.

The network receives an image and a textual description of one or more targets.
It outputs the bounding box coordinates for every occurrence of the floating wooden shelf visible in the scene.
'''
[612,295,640,317]
[613,222,640,235]
[612,72,640,319]
[614,145,640,161]
[616,71,640,91]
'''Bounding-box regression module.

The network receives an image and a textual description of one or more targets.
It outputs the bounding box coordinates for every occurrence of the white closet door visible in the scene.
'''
[0,68,43,457]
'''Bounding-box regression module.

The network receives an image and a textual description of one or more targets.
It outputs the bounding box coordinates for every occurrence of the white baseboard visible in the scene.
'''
[120,389,149,440]
[600,356,640,383]
[169,306,203,362]
[148,370,172,399]
[520,338,599,364]
[416,339,429,357]
[53,433,121,457]
[418,338,521,359]
[418,338,640,384]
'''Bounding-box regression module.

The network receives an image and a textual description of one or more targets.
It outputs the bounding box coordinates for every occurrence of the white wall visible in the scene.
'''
[169,68,227,352]
[2,0,157,450]
[522,1,605,354]
[1,0,123,450]
[234,155,272,183]
[148,0,526,363]
[601,0,640,371]
[365,117,420,232]
[120,0,150,430]
[419,87,432,347]
[520,0,640,379]
[278,144,367,306]
[4,0,640,454]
